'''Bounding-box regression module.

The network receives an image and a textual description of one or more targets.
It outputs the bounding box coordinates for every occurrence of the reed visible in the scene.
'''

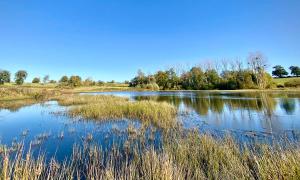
[57,95,178,129]
[1,132,300,179]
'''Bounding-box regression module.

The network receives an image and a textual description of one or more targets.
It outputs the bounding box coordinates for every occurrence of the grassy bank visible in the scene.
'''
[0,87,62,101]
[0,87,63,110]
[1,131,300,179]
[56,95,177,129]
[273,77,300,86]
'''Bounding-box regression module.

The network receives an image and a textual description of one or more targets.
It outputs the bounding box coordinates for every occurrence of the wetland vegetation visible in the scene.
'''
[56,95,177,129]
[1,131,300,179]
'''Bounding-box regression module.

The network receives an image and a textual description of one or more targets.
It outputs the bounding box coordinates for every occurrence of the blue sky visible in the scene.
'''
[0,0,299,82]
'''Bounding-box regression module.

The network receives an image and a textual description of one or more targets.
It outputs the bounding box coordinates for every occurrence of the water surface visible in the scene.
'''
[1,91,300,159]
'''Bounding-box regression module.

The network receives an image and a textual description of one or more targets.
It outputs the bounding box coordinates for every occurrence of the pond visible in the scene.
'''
[1,91,300,160]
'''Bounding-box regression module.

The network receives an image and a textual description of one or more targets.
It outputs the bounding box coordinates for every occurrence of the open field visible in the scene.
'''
[273,77,300,86]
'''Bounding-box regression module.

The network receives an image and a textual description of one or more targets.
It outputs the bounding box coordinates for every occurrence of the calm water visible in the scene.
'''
[1,91,300,159]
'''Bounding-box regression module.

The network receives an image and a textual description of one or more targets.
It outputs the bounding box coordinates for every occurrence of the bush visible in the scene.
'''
[32,77,40,83]
[284,79,300,88]
[145,83,160,91]
[68,76,82,87]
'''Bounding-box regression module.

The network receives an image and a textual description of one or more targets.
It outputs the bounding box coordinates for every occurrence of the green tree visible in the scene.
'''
[15,70,28,85]
[59,76,69,84]
[190,67,205,89]
[181,71,193,89]
[154,71,169,89]
[272,65,288,78]
[68,76,82,87]
[166,68,180,89]
[130,69,148,87]
[0,70,10,84]
[32,77,40,83]
[289,66,300,77]
[83,77,95,86]
[205,69,220,89]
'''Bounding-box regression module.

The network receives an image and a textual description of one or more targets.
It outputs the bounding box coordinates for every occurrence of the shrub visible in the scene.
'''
[68,76,82,87]
[284,79,300,88]
[32,77,40,83]
[145,83,160,91]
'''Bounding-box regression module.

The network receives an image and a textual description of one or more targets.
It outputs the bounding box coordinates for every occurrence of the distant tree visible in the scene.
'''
[129,69,148,87]
[32,77,40,83]
[43,75,49,84]
[69,76,82,87]
[0,70,11,84]
[166,68,180,89]
[49,80,56,83]
[15,70,28,85]
[83,77,95,86]
[289,66,300,77]
[59,76,69,84]
[272,65,288,78]
[124,80,130,84]
[190,67,206,89]
[205,69,220,89]
[247,52,269,89]
[154,71,169,89]
[97,80,105,86]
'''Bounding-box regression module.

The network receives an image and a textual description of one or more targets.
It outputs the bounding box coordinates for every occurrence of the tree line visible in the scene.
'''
[130,52,299,90]
[1,52,299,89]
[0,69,111,87]
[272,65,300,78]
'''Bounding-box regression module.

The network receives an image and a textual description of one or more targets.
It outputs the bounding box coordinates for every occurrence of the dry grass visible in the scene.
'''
[0,87,61,101]
[56,95,177,129]
[0,87,63,110]
[0,99,43,112]
[1,132,300,179]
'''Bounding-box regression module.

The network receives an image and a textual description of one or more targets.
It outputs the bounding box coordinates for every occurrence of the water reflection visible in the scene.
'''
[95,91,300,139]
[280,98,296,115]
[1,91,300,160]
[133,92,280,116]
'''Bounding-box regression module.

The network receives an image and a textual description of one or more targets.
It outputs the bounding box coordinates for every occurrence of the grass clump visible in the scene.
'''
[57,95,177,129]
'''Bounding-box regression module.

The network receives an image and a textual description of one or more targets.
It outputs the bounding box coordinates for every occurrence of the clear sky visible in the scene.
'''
[0,0,299,82]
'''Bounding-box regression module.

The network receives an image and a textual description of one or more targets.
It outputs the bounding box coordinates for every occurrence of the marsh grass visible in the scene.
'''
[0,87,61,101]
[57,95,177,129]
[0,87,63,111]
[1,132,300,179]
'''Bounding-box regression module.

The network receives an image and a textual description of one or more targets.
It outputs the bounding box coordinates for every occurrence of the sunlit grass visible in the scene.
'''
[0,87,61,101]
[1,131,300,179]
[273,77,300,86]
[57,95,177,129]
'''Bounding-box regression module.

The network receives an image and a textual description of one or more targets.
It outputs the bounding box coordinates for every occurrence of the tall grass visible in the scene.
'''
[57,95,177,129]
[0,87,61,101]
[1,132,300,179]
